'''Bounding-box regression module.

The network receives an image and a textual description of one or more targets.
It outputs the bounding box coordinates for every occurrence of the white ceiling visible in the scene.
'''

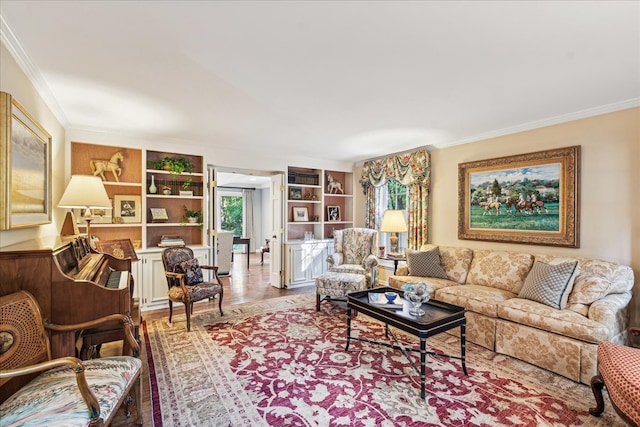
[1,1,639,164]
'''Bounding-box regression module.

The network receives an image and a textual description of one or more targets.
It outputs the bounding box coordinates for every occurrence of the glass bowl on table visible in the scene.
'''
[401,282,433,317]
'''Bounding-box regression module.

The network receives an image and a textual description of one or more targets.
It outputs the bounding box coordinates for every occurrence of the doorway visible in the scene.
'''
[208,166,285,288]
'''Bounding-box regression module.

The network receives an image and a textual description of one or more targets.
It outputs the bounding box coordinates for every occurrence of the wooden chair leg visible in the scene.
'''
[589,374,606,416]
[316,294,321,311]
[168,301,173,324]
[218,289,224,316]
[185,303,192,332]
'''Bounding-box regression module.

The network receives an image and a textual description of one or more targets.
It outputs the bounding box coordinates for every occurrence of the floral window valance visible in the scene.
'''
[359,149,431,249]
[359,148,430,191]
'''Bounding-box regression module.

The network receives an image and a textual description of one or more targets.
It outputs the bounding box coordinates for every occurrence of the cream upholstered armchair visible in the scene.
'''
[326,228,378,286]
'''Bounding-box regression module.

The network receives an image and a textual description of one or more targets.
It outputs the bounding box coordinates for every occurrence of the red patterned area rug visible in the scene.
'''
[143,293,624,427]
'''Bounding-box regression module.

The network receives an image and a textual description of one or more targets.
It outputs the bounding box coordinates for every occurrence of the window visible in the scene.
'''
[220,194,243,240]
[375,179,408,251]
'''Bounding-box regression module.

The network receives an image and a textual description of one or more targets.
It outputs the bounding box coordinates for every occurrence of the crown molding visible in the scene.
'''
[442,98,640,150]
[1,16,69,126]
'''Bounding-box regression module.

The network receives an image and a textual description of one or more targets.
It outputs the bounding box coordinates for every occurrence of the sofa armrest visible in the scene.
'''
[588,292,632,338]
[396,264,409,276]
[327,253,343,267]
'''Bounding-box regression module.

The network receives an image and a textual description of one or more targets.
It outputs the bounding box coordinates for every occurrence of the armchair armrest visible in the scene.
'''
[363,254,378,270]
[46,313,140,357]
[0,356,101,420]
[165,271,192,304]
[327,253,343,267]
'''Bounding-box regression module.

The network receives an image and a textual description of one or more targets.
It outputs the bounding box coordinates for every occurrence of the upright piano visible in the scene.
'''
[0,235,132,358]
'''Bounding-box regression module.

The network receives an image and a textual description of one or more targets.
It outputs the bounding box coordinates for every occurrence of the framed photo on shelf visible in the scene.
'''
[289,186,302,200]
[292,206,309,222]
[0,91,52,230]
[458,145,580,247]
[327,206,340,222]
[113,195,141,223]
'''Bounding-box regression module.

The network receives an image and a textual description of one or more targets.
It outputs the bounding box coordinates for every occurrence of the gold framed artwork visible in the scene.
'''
[0,91,52,230]
[458,146,580,247]
[113,194,142,223]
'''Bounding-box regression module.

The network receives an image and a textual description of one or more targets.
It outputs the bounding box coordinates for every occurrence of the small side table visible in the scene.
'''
[380,256,406,274]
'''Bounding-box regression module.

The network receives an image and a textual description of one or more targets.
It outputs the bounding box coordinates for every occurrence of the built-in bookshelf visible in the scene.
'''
[285,166,354,241]
[145,150,204,248]
[70,142,143,247]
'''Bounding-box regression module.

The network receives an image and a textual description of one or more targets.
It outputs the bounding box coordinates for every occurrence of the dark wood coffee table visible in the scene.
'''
[346,286,467,399]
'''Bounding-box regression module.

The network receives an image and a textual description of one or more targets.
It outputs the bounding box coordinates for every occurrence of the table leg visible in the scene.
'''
[345,307,352,351]
[461,323,468,375]
[420,338,427,399]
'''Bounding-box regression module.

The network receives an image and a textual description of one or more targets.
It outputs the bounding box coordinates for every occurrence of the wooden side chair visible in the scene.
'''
[0,290,142,426]
[590,327,640,426]
[161,246,224,331]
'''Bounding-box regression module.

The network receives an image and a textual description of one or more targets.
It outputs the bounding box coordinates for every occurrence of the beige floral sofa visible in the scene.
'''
[388,245,635,384]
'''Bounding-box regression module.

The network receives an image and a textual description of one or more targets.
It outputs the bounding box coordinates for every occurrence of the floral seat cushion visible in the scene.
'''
[168,282,223,302]
[0,356,141,427]
[316,271,368,298]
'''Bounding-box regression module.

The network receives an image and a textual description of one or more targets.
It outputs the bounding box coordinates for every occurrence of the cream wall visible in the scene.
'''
[0,43,66,248]
[356,107,640,327]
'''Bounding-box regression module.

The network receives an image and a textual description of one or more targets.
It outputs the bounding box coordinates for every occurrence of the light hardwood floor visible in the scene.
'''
[111,251,315,426]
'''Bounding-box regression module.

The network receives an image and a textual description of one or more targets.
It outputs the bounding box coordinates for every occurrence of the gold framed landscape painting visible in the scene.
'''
[0,92,52,230]
[458,146,580,247]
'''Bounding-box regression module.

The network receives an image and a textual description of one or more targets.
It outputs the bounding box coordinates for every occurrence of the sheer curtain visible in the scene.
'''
[243,189,255,252]
[359,149,431,249]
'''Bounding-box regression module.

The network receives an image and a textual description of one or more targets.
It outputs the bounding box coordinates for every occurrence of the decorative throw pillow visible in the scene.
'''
[175,258,203,286]
[406,247,448,279]
[518,261,579,309]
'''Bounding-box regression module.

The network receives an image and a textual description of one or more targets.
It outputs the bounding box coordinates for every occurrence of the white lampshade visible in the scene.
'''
[58,175,111,210]
[58,175,111,238]
[380,210,407,253]
[380,210,408,233]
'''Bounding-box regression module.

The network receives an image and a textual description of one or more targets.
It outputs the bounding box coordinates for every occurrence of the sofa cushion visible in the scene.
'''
[420,244,473,284]
[518,260,579,309]
[568,274,616,306]
[406,247,448,279]
[388,276,456,292]
[497,298,610,344]
[535,255,634,304]
[436,284,516,318]
[466,250,534,293]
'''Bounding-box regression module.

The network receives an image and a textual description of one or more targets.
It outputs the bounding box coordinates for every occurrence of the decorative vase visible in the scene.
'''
[163,187,171,195]
[148,175,157,194]
[187,217,197,223]
[405,291,428,316]
[401,282,432,317]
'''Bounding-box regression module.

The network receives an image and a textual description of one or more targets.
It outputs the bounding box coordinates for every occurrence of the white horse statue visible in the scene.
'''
[327,173,344,194]
[90,151,124,182]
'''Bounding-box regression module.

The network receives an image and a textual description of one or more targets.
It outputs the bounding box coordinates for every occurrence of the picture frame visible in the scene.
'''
[0,91,52,230]
[327,206,341,222]
[113,194,142,223]
[458,146,580,247]
[289,186,302,200]
[292,206,309,222]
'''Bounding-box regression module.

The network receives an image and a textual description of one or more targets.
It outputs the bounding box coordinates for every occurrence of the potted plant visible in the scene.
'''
[151,157,194,189]
[182,206,203,229]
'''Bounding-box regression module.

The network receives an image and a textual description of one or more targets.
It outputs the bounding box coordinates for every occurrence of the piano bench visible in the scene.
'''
[79,298,142,360]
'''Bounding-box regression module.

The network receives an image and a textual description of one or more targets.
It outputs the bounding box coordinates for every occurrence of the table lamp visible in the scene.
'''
[58,175,111,239]
[380,209,408,254]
